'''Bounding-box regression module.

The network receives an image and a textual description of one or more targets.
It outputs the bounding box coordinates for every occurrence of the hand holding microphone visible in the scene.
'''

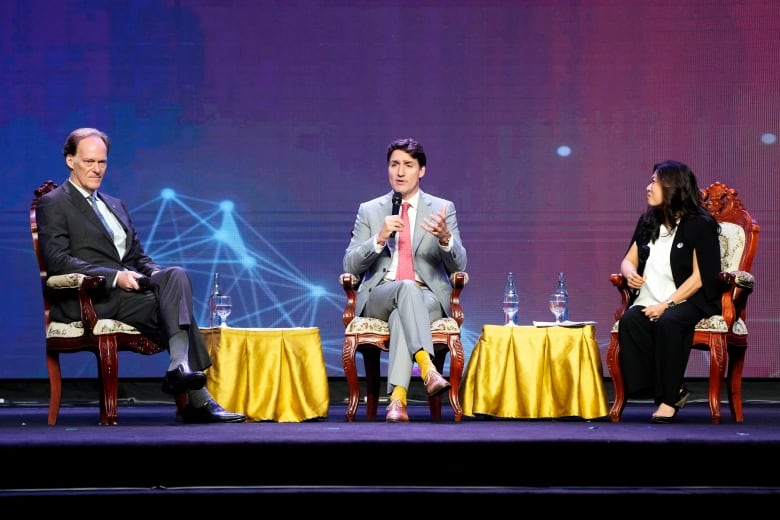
[389,191,402,238]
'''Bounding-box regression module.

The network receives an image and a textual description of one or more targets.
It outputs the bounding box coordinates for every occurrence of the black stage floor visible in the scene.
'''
[2,379,780,505]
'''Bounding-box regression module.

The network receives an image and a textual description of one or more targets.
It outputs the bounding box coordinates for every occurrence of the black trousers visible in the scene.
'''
[617,302,703,407]
[115,266,211,372]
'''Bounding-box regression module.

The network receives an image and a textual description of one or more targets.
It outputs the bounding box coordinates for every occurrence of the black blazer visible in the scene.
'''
[36,180,162,323]
[628,213,722,316]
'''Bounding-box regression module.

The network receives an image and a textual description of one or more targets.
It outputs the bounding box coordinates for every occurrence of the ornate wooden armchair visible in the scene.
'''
[606,181,759,424]
[340,272,468,422]
[31,180,186,425]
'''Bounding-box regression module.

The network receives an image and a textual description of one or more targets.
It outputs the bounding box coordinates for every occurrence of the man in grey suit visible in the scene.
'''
[36,127,245,423]
[343,138,467,422]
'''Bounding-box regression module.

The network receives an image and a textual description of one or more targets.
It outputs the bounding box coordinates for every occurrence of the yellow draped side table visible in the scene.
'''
[201,327,330,422]
[460,324,608,420]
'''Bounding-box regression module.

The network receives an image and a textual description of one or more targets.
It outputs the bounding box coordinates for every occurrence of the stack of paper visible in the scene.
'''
[532,320,597,327]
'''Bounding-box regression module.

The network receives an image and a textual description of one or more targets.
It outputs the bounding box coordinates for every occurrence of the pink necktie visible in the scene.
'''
[396,202,415,280]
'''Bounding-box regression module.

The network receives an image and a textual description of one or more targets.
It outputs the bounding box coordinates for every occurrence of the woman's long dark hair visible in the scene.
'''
[636,160,719,246]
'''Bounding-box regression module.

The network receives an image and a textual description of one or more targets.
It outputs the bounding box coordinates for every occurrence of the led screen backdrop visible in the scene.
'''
[1,0,778,380]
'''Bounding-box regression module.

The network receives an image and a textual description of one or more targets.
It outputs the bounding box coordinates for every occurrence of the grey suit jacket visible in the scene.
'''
[343,189,467,317]
[36,179,162,323]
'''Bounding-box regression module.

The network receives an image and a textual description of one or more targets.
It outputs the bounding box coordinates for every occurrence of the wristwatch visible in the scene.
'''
[666,299,676,308]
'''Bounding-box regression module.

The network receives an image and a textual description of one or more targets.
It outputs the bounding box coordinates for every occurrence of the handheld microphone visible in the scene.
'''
[137,276,151,290]
[390,191,403,238]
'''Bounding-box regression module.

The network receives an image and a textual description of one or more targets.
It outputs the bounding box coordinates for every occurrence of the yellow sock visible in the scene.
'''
[390,386,407,405]
[414,349,435,380]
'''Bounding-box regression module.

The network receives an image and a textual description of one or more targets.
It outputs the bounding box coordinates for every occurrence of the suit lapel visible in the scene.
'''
[64,181,127,248]
[99,193,130,234]
[413,192,432,251]
[68,183,112,240]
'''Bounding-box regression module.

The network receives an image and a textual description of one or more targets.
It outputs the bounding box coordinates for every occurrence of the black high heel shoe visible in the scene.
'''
[675,385,692,408]
[651,409,678,424]
[651,401,679,424]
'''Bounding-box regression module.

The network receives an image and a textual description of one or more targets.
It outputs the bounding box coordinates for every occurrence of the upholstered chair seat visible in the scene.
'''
[340,272,468,422]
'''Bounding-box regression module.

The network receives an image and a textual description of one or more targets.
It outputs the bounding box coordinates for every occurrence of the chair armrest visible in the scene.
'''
[718,270,755,327]
[609,270,754,328]
[46,273,107,329]
[47,273,106,290]
[730,271,755,323]
[730,270,755,290]
[449,271,468,327]
[450,271,469,288]
[609,273,632,323]
[340,273,359,327]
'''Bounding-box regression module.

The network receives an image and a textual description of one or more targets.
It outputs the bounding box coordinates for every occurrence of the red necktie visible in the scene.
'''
[396,202,415,280]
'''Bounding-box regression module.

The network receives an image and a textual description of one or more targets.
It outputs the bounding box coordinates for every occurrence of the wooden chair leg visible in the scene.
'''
[362,348,382,421]
[707,336,727,425]
[605,332,625,423]
[447,335,464,422]
[342,335,360,422]
[727,344,746,423]
[174,393,189,417]
[46,351,62,426]
[428,351,446,421]
[96,336,120,426]
[427,334,464,422]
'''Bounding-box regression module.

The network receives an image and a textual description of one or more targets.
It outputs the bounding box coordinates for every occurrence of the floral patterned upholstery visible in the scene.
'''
[45,274,143,338]
[47,319,142,338]
[345,316,460,335]
[46,273,89,288]
[719,222,744,271]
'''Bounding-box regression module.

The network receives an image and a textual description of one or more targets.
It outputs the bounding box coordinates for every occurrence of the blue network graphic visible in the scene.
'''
[134,188,347,372]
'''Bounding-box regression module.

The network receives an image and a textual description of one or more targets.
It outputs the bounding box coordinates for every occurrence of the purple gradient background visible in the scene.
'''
[1,0,777,379]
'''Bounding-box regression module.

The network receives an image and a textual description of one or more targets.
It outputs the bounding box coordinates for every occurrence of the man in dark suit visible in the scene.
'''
[343,138,468,422]
[36,127,245,423]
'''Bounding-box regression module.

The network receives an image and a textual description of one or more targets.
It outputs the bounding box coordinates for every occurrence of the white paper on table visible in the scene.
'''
[532,320,597,328]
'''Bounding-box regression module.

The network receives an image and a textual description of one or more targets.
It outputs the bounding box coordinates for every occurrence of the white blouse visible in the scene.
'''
[632,224,678,308]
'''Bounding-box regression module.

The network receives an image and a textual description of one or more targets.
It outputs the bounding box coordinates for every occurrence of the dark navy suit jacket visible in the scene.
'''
[36,179,162,323]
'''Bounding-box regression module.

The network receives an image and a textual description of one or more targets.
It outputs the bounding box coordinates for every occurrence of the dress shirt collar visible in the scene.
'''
[402,191,421,209]
[69,180,98,201]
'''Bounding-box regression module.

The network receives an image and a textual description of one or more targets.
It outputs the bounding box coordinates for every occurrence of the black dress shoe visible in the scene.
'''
[161,364,207,394]
[181,399,247,424]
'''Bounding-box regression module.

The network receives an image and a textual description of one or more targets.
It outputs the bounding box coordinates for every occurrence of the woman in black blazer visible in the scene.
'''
[616,160,721,423]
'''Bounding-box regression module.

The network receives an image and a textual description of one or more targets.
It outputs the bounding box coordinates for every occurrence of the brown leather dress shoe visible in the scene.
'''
[385,399,409,422]
[423,369,451,397]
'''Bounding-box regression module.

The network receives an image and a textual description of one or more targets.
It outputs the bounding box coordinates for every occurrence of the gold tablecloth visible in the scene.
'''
[461,324,608,420]
[202,327,329,422]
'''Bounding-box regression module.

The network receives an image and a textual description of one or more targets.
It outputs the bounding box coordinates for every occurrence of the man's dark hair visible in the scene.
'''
[386,138,426,168]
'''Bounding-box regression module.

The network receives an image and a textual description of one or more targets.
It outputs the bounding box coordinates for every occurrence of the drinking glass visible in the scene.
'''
[503,294,519,326]
[214,295,232,327]
[549,293,567,324]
